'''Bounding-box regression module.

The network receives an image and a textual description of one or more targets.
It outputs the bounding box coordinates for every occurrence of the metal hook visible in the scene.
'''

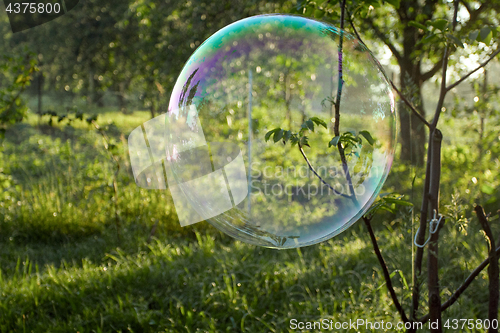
[414,210,443,248]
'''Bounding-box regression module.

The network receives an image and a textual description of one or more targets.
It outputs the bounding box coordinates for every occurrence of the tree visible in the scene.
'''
[284,0,500,331]
[299,0,500,165]
[126,0,296,117]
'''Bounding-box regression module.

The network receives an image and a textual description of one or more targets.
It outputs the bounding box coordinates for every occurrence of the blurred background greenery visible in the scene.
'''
[0,0,500,332]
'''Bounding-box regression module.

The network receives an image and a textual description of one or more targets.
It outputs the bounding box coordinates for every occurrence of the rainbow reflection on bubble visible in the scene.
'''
[165,14,397,248]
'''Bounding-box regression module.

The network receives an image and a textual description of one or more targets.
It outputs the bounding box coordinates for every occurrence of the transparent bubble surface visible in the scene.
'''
[166,14,397,248]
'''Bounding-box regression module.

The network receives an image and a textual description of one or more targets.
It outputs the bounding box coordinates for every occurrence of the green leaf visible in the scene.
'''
[397,270,409,290]
[359,130,375,146]
[273,129,284,142]
[480,27,491,41]
[300,136,309,147]
[329,136,340,147]
[446,34,464,48]
[284,130,292,142]
[408,21,428,31]
[305,119,314,131]
[428,19,448,31]
[483,30,492,45]
[383,197,413,206]
[310,117,327,129]
[265,128,280,142]
[385,0,400,9]
[422,33,439,43]
[469,30,479,41]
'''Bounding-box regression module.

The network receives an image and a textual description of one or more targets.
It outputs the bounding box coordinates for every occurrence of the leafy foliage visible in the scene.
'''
[328,130,375,156]
[0,0,499,330]
[265,117,375,155]
[0,52,38,134]
[364,193,413,218]
[265,117,327,148]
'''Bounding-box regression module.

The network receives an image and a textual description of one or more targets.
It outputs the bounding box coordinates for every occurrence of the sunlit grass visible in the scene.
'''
[0,108,497,332]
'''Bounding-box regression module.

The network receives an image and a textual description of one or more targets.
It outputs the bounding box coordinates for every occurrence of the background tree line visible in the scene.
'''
[2,0,499,165]
[1,0,500,331]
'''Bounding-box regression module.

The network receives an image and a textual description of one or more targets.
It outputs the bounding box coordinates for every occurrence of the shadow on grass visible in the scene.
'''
[0,227,383,332]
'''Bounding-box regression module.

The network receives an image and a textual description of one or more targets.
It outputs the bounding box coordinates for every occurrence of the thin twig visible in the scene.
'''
[446,48,500,92]
[298,143,350,199]
[347,15,431,129]
[334,0,346,138]
[363,216,409,323]
[390,82,431,128]
[334,0,358,204]
[431,46,450,128]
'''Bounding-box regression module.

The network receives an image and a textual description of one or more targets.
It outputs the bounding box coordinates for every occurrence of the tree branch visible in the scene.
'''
[419,242,500,323]
[458,1,491,34]
[365,17,403,63]
[427,129,444,332]
[475,205,499,332]
[363,216,409,323]
[412,46,450,323]
[460,0,473,16]
[333,0,358,204]
[297,143,351,199]
[347,16,431,129]
[421,59,444,82]
[431,0,459,126]
[412,1,459,323]
[390,81,431,128]
[446,48,500,92]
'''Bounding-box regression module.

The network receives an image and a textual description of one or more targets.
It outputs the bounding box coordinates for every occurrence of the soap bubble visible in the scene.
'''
[165,14,397,248]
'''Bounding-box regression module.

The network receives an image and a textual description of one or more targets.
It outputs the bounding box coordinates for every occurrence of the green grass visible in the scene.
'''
[0,109,498,332]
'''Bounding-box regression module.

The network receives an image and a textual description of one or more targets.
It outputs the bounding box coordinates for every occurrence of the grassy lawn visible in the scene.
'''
[0,109,497,332]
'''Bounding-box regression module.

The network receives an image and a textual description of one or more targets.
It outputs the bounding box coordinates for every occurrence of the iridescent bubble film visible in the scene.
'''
[165,14,397,248]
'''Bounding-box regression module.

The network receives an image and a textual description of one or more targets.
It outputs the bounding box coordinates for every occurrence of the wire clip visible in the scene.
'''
[414,210,443,248]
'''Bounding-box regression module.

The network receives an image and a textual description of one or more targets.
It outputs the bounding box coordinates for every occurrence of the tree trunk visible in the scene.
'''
[94,77,104,108]
[398,16,427,166]
[150,104,156,119]
[118,81,129,114]
[399,70,426,166]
